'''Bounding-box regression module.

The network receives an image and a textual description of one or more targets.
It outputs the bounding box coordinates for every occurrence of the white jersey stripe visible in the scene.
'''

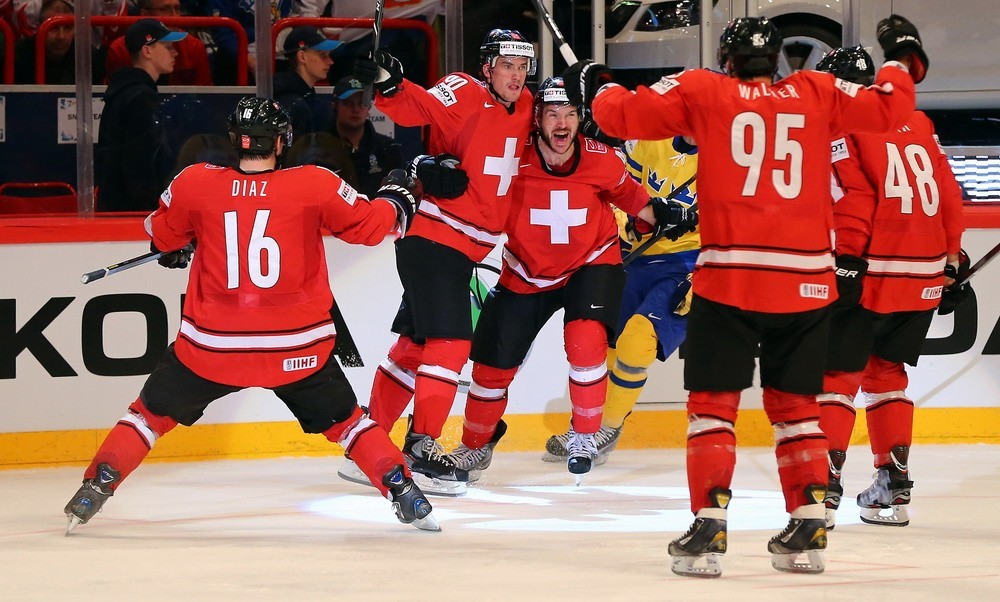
[773,421,823,441]
[867,257,946,276]
[120,412,158,448]
[469,381,506,400]
[697,248,834,271]
[570,363,607,385]
[340,417,377,449]
[418,200,502,247]
[503,239,618,289]
[179,320,335,350]
[687,417,734,436]
[380,359,416,390]
[418,364,460,383]
[862,390,909,407]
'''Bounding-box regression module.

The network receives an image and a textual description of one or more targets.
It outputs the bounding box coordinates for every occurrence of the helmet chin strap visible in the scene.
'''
[484,65,517,114]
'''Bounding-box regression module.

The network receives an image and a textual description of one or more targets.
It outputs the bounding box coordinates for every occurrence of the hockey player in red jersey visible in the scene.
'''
[815,47,968,530]
[345,29,537,496]
[565,14,927,576]
[443,77,696,485]
[63,97,441,533]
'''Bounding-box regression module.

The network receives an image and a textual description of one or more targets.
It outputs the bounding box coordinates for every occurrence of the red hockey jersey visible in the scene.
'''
[376,73,533,261]
[592,64,915,313]
[500,135,649,294]
[147,163,399,388]
[831,111,965,313]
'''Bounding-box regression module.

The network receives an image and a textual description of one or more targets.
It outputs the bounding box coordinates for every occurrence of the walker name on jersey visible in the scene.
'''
[922,286,944,300]
[737,83,800,101]
[799,283,830,299]
[232,179,268,197]
[283,355,318,372]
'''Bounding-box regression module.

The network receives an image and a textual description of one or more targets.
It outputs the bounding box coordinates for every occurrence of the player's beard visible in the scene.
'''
[539,127,576,156]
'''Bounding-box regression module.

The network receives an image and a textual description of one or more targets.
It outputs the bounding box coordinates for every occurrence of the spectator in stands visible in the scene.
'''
[105,0,212,85]
[274,26,339,134]
[96,18,185,212]
[14,0,74,83]
[209,0,291,84]
[331,75,403,198]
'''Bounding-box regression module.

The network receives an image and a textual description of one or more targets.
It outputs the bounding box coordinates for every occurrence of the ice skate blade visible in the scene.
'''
[337,460,376,488]
[411,472,467,497]
[860,505,909,527]
[65,514,82,535]
[771,550,825,574]
[574,474,584,487]
[670,554,722,578]
[411,511,442,532]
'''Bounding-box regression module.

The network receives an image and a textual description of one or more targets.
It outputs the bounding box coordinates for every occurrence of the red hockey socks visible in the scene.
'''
[861,357,913,466]
[763,387,828,513]
[85,398,178,489]
[818,369,862,452]
[462,363,516,449]
[324,406,406,496]
[369,336,422,432]
[411,338,471,439]
[565,319,608,434]
[685,391,739,513]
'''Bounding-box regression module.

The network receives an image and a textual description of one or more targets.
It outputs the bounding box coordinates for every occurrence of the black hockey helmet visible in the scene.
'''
[816,46,876,86]
[227,96,293,157]
[533,76,582,121]
[718,17,783,78]
[479,28,536,76]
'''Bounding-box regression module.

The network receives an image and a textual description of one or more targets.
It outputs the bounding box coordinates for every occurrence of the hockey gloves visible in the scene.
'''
[877,14,929,83]
[409,154,469,199]
[562,60,614,110]
[581,118,623,147]
[833,254,868,308]
[938,249,973,315]
[649,198,698,241]
[354,50,404,97]
[151,241,195,269]
[379,168,422,233]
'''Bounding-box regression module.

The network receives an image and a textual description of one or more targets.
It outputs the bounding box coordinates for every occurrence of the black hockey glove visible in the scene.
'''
[151,240,194,269]
[562,60,614,110]
[877,14,929,83]
[354,50,404,97]
[581,116,623,147]
[649,198,698,241]
[938,249,972,315]
[378,168,422,233]
[408,154,468,199]
[833,254,868,308]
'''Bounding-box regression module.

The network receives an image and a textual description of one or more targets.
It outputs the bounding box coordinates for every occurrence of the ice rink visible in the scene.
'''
[3,445,998,600]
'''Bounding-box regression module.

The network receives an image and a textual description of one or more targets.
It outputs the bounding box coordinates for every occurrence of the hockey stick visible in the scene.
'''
[361,0,387,109]
[622,174,698,266]
[530,0,579,65]
[330,300,364,368]
[958,241,1000,286]
[80,246,193,284]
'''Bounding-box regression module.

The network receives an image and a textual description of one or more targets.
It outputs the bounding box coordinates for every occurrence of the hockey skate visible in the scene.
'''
[668,488,730,578]
[857,445,913,527]
[566,431,598,485]
[542,424,622,466]
[447,420,507,483]
[64,463,120,534]
[402,418,469,497]
[382,465,441,532]
[768,486,828,574]
[337,458,375,488]
[825,450,847,530]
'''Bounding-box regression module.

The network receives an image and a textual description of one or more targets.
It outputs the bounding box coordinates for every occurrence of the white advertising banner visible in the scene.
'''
[1,231,998,434]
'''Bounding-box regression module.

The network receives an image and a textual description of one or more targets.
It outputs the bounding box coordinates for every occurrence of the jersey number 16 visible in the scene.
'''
[224,209,280,289]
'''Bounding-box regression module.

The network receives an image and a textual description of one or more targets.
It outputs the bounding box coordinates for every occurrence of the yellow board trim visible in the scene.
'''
[3,407,998,469]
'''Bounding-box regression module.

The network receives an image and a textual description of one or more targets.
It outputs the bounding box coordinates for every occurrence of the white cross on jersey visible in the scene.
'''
[530,190,587,244]
[483,137,521,196]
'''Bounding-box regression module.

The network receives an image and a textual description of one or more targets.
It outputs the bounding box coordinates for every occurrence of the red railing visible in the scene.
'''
[36,16,249,85]
[0,18,13,84]
[272,17,439,83]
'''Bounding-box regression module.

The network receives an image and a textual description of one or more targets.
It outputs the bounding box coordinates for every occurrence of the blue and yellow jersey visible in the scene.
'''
[616,137,700,256]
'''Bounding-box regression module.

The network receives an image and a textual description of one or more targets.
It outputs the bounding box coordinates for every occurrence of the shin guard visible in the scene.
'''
[818,370,862,452]
[565,319,608,434]
[369,337,422,432]
[85,398,178,489]
[861,357,913,466]
[324,406,407,496]
[411,338,471,439]
[686,391,739,513]
[604,314,657,429]
[763,387,829,513]
[462,363,515,449]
